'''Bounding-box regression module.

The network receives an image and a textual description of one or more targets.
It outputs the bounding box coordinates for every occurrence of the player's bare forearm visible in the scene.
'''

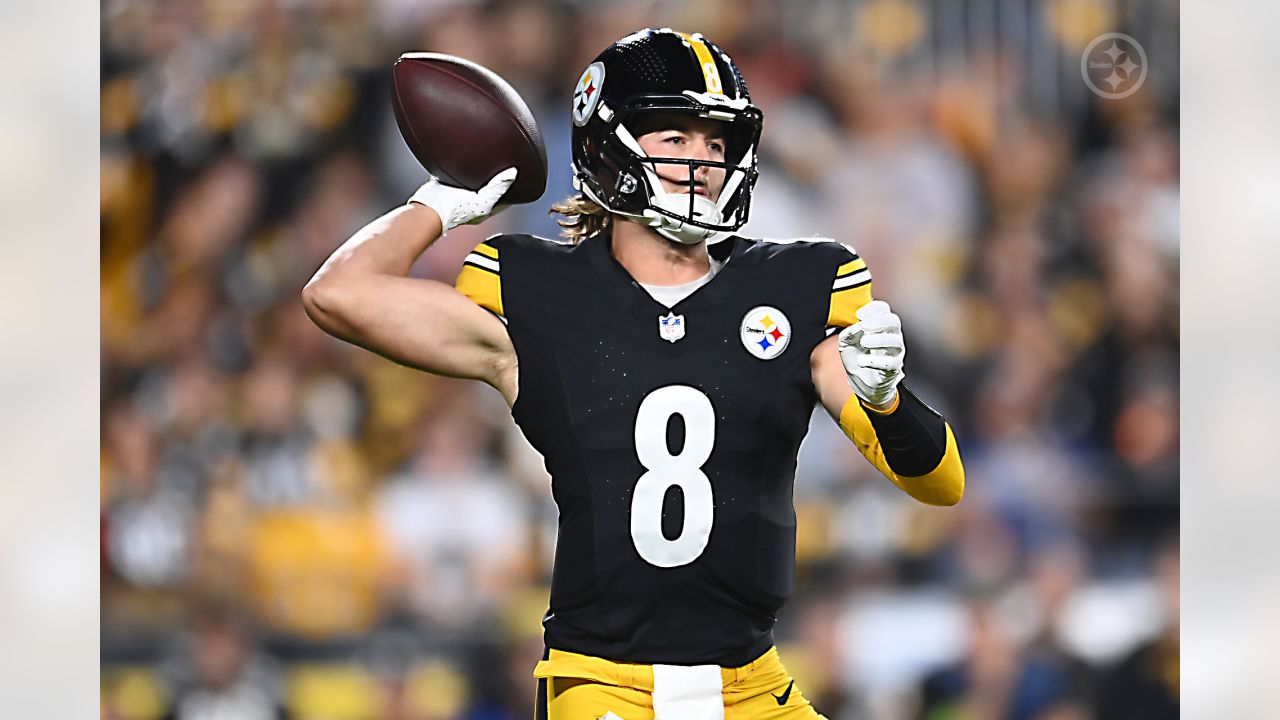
[302,202,441,329]
[310,203,444,280]
[811,336,964,506]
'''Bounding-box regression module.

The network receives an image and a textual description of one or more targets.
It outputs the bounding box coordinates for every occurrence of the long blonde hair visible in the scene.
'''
[549,193,612,243]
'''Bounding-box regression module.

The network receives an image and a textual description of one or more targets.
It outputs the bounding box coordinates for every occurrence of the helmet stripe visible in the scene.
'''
[676,32,725,96]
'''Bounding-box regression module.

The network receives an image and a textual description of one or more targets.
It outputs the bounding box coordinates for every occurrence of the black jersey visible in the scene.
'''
[455,231,873,666]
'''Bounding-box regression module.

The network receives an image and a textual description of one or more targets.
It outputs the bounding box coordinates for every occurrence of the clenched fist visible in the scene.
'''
[837,300,905,409]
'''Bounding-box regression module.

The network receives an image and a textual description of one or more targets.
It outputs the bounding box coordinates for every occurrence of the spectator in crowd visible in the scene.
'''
[1096,538,1180,720]
[375,405,532,631]
[159,600,288,720]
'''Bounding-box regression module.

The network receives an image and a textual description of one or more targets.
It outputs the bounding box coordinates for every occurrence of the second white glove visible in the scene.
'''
[408,167,518,233]
[838,300,906,408]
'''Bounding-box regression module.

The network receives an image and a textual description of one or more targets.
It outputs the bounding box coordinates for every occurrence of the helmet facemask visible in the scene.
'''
[620,113,760,245]
[577,100,761,245]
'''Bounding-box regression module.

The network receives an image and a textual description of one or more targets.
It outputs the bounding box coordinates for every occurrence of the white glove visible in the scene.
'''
[838,300,906,408]
[408,167,518,233]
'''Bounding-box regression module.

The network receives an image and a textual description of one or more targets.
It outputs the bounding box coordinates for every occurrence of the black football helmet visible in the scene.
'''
[569,28,764,244]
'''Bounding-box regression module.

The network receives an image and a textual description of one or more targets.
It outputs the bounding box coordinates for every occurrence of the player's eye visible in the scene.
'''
[708,141,725,154]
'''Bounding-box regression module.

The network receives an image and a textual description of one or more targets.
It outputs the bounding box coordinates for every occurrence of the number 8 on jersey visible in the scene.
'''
[630,385,716,568]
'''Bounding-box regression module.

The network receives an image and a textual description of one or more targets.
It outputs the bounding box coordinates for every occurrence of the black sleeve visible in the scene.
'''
[863,384,948,477]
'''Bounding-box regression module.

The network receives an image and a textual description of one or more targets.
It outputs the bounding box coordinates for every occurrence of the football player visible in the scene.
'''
[304,27,964,720]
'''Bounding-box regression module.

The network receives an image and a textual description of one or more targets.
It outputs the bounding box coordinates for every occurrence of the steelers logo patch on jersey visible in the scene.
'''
[572,62,606,127]
[740,306,791,360]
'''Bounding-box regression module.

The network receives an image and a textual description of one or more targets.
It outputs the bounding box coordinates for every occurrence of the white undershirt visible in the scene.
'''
[638,258,723,308]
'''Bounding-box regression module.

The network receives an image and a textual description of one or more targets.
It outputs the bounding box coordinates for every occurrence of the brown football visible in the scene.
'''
[391,52,548,204]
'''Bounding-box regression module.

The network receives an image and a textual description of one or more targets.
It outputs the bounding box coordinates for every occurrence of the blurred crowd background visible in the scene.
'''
[99,0,1179,718]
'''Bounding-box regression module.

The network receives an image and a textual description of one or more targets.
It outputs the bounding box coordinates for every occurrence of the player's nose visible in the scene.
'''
[690,146,713,170]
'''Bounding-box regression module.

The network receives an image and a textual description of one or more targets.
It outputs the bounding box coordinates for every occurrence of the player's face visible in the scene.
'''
[635,114,729,202]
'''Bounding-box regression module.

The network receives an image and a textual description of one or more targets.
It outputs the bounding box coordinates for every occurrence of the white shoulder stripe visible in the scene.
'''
[832,269,872,289]
[464,253,500,272]
[754,236,840,245]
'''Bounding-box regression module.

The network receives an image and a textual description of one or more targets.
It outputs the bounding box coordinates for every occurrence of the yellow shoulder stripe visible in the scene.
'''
[836,258,867,277]
[827,284,872,328]
[472,242,499,260]
[455,263,503,317]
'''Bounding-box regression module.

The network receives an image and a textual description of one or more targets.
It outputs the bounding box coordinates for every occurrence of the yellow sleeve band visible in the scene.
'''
[836,258,868,276]
[456,242,503,316]
[827,285,873,328]
[837,393,965,506]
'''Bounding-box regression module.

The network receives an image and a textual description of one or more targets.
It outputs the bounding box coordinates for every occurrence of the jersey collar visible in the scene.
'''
[585,229,756,315]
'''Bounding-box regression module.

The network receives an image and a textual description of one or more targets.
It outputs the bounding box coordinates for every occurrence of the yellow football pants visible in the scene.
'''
[532,647,827,719]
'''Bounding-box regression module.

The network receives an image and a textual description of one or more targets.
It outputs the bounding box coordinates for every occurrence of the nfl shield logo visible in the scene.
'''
[658,312,686,343]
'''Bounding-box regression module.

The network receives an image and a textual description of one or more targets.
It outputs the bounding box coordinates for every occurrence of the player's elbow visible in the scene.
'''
[898,464,964,507]
[930,481,964,507]
[920,468,964,506]
[908,428,964,506]
[301,272,348,334]
[905,484,963,507]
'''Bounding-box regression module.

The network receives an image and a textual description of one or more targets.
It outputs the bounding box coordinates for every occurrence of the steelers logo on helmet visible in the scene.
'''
[740,306,791,360]
[572,62,606,127]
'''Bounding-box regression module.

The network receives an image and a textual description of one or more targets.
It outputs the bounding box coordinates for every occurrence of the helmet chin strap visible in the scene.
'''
[644,191,724,245]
